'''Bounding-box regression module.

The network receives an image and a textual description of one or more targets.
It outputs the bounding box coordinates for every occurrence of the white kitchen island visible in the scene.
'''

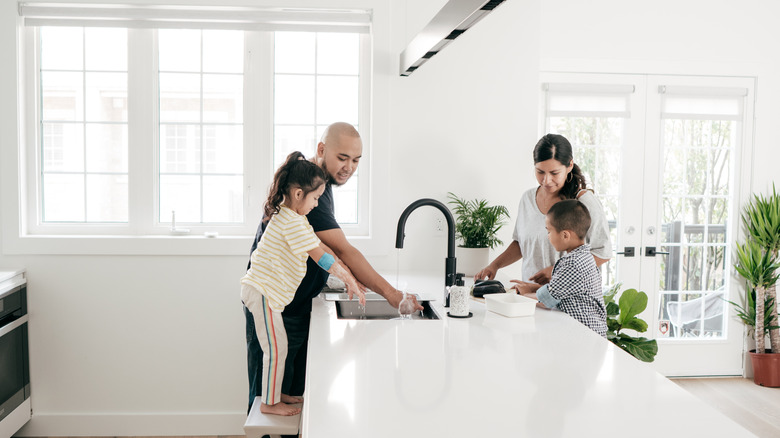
[301,274,754,437]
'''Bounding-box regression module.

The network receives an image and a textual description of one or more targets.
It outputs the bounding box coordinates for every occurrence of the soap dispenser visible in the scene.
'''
[447,273,471,318]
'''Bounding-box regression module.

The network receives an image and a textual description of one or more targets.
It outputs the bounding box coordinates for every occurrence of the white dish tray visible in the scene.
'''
[485,293,536,317]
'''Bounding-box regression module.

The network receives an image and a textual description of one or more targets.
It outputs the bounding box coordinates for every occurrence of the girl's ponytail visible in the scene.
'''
[264,151,326,219]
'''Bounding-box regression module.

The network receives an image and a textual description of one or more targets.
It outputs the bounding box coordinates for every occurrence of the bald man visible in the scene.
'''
[243,122,421,415]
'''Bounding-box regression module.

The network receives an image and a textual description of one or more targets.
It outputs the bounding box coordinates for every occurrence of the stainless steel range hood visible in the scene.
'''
[399,0,507,76]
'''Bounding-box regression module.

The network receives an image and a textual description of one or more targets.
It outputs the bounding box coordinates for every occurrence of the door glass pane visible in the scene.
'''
[658,115,736,339]
[659,292,725,338]
[548,116,623,286]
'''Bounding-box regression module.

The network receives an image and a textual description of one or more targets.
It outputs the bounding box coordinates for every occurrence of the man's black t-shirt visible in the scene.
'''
[247,184,340,315]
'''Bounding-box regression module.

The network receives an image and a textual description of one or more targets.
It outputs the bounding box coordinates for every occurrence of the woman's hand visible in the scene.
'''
[529,266,554,285]
[474,265,497,281]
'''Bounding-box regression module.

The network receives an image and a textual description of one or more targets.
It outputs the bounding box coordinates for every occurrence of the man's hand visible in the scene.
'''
[386,289,424,311]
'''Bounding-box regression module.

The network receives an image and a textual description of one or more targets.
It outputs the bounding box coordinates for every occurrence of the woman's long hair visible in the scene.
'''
[264,151,327,219]
[533,133,587,199]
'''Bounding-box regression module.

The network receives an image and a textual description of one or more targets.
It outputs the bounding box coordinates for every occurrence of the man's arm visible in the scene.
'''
[316,228,422,310]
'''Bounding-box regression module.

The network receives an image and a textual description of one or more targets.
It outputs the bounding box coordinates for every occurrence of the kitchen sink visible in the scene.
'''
[323,290,387,301]
[335,299,439,320]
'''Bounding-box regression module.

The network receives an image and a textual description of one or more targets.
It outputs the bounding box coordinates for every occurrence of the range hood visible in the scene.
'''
[399,0,506,76]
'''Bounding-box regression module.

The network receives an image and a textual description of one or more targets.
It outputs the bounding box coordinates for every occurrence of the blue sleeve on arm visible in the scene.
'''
[317,252,335,271]
[537,284,560,309]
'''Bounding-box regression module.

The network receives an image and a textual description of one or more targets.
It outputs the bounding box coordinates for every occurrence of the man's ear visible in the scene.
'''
[316,142,325,158]
[561,229,571,240]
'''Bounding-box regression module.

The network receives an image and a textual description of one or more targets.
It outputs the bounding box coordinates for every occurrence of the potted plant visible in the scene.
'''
[729,185,780,386]
[447,192,510,276]
[603,283,658,362]
[731,240,780,386]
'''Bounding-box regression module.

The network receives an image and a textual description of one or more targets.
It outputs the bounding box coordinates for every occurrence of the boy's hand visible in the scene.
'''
[509,279,539,296]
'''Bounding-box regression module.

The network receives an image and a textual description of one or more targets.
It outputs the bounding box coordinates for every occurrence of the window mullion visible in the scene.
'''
[127,28,155,235]
[244,31,273,230]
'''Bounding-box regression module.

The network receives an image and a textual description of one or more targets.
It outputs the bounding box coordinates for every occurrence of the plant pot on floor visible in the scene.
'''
[749,350,780,387]
[456,246,489,277]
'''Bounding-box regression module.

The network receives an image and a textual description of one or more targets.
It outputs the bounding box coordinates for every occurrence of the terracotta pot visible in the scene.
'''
[749,350,780,387]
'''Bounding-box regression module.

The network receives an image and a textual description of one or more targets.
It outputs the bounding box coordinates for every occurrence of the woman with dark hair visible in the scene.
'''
[475,133,612,285]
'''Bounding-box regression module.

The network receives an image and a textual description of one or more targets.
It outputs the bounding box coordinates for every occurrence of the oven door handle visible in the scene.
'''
[0,314,28,338]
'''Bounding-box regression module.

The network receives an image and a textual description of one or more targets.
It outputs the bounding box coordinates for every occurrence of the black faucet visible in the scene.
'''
[395,198,457,307]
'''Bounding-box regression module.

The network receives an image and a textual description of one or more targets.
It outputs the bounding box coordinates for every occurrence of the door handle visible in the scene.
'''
[616,247,635,257]
[644,246,670,257]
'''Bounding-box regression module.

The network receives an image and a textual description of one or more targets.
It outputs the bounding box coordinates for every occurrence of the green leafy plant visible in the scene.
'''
[446,192,509,249]
[604,284,658,362]
[731,239,780,353]
[726,285,779,340]
[739,184,780,354]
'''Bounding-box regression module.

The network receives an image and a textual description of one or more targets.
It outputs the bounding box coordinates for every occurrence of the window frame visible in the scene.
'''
[8,23,371,255]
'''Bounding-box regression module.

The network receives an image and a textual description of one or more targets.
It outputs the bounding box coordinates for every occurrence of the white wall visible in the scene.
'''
[538,0,780,192]
[3,0,780,435]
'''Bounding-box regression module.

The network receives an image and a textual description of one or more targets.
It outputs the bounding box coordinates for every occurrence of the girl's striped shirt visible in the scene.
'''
[241,205,321,311]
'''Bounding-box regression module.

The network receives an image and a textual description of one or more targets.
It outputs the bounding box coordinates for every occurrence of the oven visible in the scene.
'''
[0,271,30,437]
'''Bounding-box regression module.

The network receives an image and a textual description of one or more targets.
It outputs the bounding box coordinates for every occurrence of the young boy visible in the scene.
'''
[513,199,607,337]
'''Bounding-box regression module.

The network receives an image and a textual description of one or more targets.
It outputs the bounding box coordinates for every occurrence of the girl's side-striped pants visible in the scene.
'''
[242,283,288,406]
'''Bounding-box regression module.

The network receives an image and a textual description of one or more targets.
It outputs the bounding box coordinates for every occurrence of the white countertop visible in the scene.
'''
[0,268,26,295]
[301,273,755,437]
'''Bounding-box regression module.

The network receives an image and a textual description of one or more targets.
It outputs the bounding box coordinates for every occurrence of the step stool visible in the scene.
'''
[244,396,302,438]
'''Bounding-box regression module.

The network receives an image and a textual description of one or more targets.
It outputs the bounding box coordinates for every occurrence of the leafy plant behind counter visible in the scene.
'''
[446,192,509,249]
[604,284,658,363]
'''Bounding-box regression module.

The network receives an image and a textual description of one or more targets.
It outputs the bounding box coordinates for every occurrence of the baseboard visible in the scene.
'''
[14,411,246,436]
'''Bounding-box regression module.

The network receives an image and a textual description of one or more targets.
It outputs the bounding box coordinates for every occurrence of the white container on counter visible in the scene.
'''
[485,293,536,317]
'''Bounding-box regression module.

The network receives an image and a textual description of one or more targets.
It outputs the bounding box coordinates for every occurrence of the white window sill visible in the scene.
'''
[3,234,255,256]
[2,233,388,257]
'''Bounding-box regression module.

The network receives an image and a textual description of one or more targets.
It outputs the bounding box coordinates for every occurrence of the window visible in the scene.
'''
[18,4,371,246]
[273,31,362,225]
[39,27,129,223]
[157,29,244,225]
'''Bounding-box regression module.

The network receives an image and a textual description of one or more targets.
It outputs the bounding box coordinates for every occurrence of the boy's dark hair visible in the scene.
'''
[547,199,591,239]
[264,151,327,219]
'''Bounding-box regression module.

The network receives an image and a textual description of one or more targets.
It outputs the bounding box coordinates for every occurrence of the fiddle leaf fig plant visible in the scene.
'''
[447,192,509,249]
[604,284,658,363]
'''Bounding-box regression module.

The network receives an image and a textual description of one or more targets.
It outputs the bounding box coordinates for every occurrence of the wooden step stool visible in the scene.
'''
[244,396,302,438]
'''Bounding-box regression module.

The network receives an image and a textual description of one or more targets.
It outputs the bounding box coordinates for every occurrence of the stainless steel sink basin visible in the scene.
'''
[335,299,439,320]
[323,290,387,301]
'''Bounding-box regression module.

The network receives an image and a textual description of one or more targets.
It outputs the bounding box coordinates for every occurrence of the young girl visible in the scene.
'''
[241,151,364,416]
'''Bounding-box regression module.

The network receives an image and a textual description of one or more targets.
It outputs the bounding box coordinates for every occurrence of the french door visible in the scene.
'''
[542,73,755,376]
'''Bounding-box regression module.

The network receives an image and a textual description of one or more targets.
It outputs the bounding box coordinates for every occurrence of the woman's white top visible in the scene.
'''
[511,187,612,281]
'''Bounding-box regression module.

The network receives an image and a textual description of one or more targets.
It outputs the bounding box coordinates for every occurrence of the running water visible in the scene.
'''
[396,248,402,291]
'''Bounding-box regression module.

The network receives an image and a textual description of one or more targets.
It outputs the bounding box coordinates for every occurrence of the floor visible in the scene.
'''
[24,378,780,438]
[672,377,780,438]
